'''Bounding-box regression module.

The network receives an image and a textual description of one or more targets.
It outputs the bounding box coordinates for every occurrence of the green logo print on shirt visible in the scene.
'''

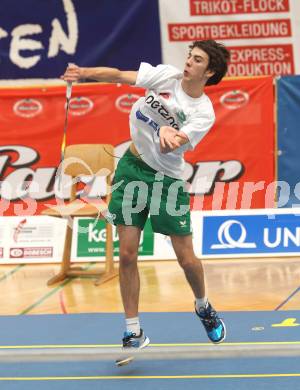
[176,111,186,125]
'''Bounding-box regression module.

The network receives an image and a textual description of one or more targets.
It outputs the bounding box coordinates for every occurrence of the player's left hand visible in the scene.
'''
[159,126,186,154]
[159,126,180,153]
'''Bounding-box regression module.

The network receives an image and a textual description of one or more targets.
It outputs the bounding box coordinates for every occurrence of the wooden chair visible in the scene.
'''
[42,144,118,286]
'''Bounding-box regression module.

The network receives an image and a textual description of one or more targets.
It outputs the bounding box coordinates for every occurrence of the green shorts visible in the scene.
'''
[108,148,191,236]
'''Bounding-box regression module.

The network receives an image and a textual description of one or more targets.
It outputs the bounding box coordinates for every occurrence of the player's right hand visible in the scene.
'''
[60,63,83,82]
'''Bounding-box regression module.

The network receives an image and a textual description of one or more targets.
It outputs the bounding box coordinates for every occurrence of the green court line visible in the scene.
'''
[0,264,25,283]
[1,341,300,349]
[19,263,95,315]
[1,373,300,381]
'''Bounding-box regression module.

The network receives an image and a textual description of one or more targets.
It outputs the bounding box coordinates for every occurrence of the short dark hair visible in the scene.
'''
[189,40,230,86]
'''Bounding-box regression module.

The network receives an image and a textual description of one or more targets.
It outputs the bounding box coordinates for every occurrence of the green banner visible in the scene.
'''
[76,219,154,257]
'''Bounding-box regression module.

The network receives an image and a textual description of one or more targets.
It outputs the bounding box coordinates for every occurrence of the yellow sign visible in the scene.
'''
[272,318,300,327]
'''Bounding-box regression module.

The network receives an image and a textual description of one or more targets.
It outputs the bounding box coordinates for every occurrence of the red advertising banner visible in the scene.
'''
[168,19,291,41]
[192,76,275,210]
[228,44,294,76]
[0,77,274,215]
[190,0,290,15]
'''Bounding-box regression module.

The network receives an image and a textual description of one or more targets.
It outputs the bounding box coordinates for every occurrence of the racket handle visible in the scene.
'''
[66,62,75,99]
[66,81,72,99]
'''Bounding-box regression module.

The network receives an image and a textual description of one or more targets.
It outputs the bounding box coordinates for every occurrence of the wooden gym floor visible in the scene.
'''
[1,257,300,315]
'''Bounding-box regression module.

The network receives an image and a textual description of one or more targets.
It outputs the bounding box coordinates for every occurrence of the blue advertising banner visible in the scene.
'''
[277,76,300,208]
[202,211,300,256]
[0,0,161,79]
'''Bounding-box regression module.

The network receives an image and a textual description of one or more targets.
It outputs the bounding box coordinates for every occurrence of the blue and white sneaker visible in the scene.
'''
[115,329,150,366]
[195,301,226,344]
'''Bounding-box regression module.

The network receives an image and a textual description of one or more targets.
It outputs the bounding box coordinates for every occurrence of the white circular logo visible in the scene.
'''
[13,99,43,118]
[116,94,140,113]
[218,220,247,247]
[10,248,24,258]
[211,219,256,249]
[220,90,249,110]
[69,97,94,116]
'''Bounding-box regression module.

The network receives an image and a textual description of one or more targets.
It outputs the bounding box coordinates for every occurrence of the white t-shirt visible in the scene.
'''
[130,62,215,179]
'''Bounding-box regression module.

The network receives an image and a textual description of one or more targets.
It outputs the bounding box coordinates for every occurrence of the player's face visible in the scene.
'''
[183,47,214,83]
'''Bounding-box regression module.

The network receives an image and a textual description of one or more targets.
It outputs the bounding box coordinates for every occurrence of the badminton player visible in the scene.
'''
[61,40,230,365]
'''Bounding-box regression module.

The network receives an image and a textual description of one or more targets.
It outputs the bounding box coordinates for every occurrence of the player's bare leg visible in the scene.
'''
[171,234,205,298]
[171,234,226,343]
[116,225,150,366]
[118,225,141,318]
